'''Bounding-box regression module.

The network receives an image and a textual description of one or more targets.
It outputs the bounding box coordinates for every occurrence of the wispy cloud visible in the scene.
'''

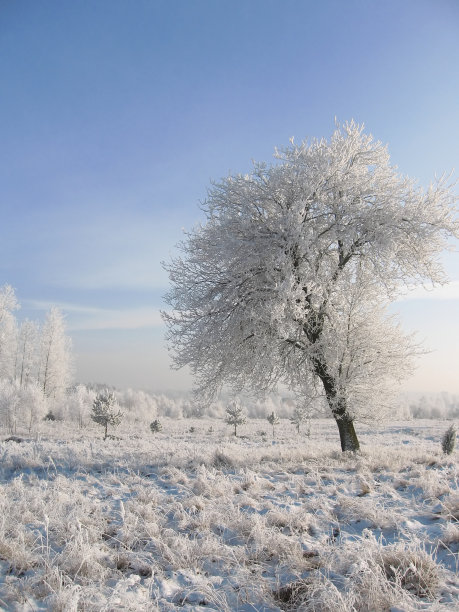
[70,307,164,331]
[25,300,164,331]
[26,300,102,314]
[50,260,169,291]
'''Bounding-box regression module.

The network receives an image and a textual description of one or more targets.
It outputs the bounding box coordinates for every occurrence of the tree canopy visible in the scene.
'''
[164,121,458,451]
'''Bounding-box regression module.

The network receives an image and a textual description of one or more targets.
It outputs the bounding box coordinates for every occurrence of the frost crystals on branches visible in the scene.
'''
[163,121,458,452]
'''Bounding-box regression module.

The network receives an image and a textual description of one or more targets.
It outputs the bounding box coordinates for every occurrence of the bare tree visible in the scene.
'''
[164,121,458,452]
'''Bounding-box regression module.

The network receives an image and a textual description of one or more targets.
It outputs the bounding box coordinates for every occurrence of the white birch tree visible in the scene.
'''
[0,379,19,433]
[67,384,95,428]
[18,383,47,433]
[163,121,458,452]
[39,307,73,398]
[0,285,19,381]
[16,319,39,388]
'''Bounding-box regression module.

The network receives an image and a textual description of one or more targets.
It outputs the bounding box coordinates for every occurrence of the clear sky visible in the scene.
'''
[1,0,458,393]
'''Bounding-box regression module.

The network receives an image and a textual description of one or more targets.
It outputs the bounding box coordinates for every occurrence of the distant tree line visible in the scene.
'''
[1,285,457,435]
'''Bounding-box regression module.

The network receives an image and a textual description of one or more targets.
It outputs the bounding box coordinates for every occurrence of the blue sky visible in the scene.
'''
[1,0,458,392]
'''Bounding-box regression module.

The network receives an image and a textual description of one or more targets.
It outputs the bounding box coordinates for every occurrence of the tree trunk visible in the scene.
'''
[335,416,360,452]
[313,358,360,452]
[42,346,51,396]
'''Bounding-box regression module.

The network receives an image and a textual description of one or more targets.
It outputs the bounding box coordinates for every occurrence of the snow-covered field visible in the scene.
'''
[0,418,457,611]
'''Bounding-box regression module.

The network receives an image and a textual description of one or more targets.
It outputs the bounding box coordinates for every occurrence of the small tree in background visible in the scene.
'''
[150,419,162,433]
[290,405,310,435]
[68,384,94,429]
[0,379,20,434]
[16,319,39,388]
[267,410,280,438]
[0,285,19,381]
[91,391,123,440]
[225,400,247,436]
[20,383,47,433]
[441,424,456,455]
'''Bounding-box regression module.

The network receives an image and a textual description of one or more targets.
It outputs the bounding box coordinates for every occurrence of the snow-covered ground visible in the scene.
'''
[0,418,457,610]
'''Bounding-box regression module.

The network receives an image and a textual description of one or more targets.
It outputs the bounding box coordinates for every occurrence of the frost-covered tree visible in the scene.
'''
[118,388,158,422]
[38,307,73,398]
[164,121,458,452]
[0,285,19,381]
[67,384,95,428]
[267,410,280,438]
[155,393,182,418]
[0,378,47,433]
[0,379,20,433]
[225,400,247,436]
[16,320,39,388]
[19,383,47,433]
[91,391,123,440]
[290,405,310,435]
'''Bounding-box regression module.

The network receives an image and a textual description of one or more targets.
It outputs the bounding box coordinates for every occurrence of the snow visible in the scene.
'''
[0,417,457,610]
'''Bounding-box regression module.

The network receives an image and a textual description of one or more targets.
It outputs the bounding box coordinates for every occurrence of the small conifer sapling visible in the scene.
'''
[225,400,247,436]
[150,419,162,433]
[290,405,310,435]
[267,410,280,438]
[441,424,456,455]
[91,391,123,440]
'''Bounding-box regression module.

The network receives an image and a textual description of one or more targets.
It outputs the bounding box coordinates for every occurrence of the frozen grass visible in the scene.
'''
[0,418,457,610]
